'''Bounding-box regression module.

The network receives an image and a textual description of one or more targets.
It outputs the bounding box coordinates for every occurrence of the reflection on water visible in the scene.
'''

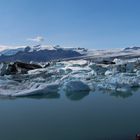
[99,87,140,99]
[112,88,139,99]
[0,92,60,100]
[110,91,133,98]
[0,89,140,140]
[25,92,60,100]
[99,90,133,99]
[65,91,89,101]
[0,86,140,102]
[0,88,139,100]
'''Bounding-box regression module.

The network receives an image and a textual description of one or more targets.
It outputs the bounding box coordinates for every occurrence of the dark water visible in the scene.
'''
[0,90,140,140]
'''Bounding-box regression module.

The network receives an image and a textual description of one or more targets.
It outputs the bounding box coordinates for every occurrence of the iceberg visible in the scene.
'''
[0,57,140,97]
[62,80,90,93]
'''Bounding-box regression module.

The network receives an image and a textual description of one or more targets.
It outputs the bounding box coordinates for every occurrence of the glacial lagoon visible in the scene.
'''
[1,58,140,140]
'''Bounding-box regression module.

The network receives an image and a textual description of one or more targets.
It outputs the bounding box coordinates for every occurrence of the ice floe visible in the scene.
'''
[1,58,140,97]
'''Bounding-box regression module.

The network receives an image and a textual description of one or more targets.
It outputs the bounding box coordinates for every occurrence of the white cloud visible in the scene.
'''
[27,36,44,43]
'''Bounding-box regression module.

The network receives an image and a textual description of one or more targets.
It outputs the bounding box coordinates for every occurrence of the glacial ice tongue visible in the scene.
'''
[0,58,140,96]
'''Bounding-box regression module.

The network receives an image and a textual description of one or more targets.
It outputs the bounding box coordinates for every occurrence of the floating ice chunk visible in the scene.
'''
[105,70,113,76]
[117,73,140,87]
[45,83,59,93]
[113,64,126,73]
[63,80,90,93]
[136,70,140,76]
[58,67,72,75]
[28,68,47,75]
[0,63,8,76]
[86,70,97,79]
[89,63,108,75]
[89,70,97,76]
[97,83,117,91]
[0,63,3,69]
[125,63,134,73]
[98,73,140,92]
[31,77,46,83]
[116,85,131,92]
[67,66,91,73]
[113,58,124,65]
[97,81,131,92]
[12,83,59,97]
[113,58,135,73]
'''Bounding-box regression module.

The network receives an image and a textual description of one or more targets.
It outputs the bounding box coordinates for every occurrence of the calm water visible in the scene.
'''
[0,90,140,140]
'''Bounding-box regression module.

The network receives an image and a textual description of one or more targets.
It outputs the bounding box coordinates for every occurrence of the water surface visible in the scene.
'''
[0,90,140,140]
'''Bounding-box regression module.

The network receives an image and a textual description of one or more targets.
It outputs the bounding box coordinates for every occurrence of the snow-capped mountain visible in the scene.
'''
[0,45,55,56]
[123,46,140,51]
[0,45,84,62]
[0,48,25,56]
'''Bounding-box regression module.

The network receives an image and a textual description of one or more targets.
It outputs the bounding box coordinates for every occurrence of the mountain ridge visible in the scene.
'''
[0,45,84,62]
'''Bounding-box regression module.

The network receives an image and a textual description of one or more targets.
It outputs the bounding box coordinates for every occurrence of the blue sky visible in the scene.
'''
[0,0,140,49]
